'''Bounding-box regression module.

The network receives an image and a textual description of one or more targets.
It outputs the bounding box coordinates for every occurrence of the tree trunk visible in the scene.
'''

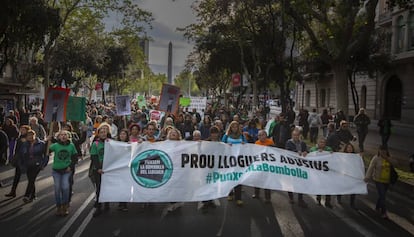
[252,80,258,108]
[349,70,359,115]
[332,63,349,117]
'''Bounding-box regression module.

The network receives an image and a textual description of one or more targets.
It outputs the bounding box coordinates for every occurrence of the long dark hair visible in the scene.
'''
[377,145,390,156]
[117,129,129,142]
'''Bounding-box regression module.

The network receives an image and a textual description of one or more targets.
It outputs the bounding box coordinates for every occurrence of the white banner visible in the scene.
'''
[100,140,367,202]
[188,96,207,112]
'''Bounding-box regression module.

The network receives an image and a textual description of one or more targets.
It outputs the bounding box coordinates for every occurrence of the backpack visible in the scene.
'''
[310,115,319,127]
[390,165,399,184]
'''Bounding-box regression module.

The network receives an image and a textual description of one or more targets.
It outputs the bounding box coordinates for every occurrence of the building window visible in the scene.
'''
[327,88,331,108]
[361,85,367,109]
[305,90,311,107]
[409,12,414,49]
[320,89,326,107]
[397,16,406,52]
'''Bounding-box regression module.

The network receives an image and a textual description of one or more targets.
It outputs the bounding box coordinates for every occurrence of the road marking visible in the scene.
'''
[56,192,95,237]
[329,204,377,237]
[250,218,262,237]
[72,207,95,237]
[359,198,414,235]
[271,192,304,237]
[215,199,228,237]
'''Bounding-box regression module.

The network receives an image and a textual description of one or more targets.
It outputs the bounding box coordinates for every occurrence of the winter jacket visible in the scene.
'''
[17,138,46,171]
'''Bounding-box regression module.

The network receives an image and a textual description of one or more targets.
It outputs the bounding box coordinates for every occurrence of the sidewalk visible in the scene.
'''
[356,120,412,170]
[352,121,414,198]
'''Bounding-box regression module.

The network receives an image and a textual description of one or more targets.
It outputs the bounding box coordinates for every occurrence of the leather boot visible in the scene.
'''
[5,190,16,198]
[62,204,69,216]
[56,205,62,216]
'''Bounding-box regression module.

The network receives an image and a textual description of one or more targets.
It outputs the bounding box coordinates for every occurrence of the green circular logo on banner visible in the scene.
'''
[130,149,173,188]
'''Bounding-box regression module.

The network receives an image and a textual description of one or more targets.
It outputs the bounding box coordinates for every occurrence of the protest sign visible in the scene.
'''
[43,87,70,122]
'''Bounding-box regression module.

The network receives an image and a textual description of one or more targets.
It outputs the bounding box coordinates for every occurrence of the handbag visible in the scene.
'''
[390,165,399,185]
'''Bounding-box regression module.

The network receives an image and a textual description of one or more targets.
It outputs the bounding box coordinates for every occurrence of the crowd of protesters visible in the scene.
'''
[0,99,397,219]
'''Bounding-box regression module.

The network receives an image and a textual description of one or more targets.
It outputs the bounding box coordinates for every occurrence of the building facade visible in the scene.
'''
[295,2,414,130]
[0,62,42,113]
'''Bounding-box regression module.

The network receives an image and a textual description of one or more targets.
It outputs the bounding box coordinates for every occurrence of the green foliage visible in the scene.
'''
[174,70,201,96]
[38,0,153,90]
[183,0,301,110]
[0,0,61,79]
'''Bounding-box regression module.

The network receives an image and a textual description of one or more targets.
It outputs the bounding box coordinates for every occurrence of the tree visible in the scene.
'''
[183,0,299,112]
[174,70,201,97]
[41,0,153,90]
[0,0,60,83]
[347,30,393,114]
[285,0,378,116]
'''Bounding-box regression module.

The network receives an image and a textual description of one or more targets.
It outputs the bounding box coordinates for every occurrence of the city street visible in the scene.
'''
[1,154,413,237]
[3,1,414,236]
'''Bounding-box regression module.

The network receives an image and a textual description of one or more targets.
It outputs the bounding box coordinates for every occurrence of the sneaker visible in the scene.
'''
[118,204,128,212]
[56,205,63,216]
[5,192,16,198]
[200,203,208,213]
[208,201,217,208]
[62,205,69,216]
[22,196,32,203]
[298,200,308,208]
[236,200,243,206]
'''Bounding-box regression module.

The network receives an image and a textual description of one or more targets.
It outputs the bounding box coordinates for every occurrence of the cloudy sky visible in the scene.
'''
[137,0,197,78]
[106,0,197,78]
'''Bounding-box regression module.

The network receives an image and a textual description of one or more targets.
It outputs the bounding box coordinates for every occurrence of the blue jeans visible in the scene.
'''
[375,181,389,214]
[52,170,71,205]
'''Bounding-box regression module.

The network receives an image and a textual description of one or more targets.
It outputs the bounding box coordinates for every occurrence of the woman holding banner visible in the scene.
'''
[310,138,333,208]
[128,123,142,143]
[337,143,358,209]
[253,130,274,203]
[222,121,247,206]
[166,128,184,212]
[91,125,111,217]
[199,126,222,212]
[117,129,129,212]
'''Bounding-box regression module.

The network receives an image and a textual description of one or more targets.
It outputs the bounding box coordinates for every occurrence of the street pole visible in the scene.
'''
[188,76,191,97]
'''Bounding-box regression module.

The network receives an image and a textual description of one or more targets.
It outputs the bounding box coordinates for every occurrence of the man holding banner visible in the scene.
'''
[285,128,309,208]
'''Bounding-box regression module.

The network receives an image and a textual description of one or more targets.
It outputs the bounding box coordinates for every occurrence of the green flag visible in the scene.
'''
[137,95,146,109]
[66,96,86,121]
[179,97,191,107]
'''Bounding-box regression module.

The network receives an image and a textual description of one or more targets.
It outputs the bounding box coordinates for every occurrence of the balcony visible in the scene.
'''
[392,49,414,63]
[378,12,392,26]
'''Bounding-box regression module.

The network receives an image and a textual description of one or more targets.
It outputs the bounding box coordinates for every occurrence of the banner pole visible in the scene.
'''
[124,115,127,130]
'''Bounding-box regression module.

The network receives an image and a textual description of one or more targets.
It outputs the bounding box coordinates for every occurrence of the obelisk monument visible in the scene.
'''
[168,42,173,84]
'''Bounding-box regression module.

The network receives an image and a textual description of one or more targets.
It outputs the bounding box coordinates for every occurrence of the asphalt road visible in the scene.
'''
[1,156,413,237]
